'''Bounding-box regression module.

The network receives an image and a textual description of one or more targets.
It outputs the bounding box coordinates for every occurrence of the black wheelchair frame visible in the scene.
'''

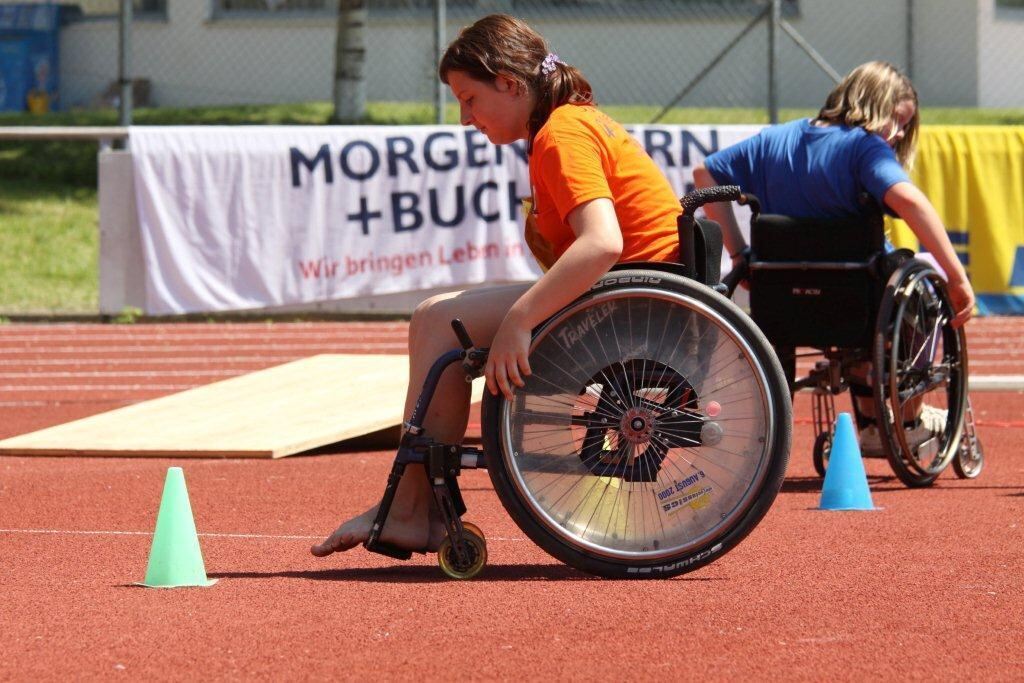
[724,194,983,487]
[363,186,793,579]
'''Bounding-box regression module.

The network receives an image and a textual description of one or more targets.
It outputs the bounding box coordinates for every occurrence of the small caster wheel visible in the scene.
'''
[460,521,485,542]
[812,432,831,478]
[953,434,983,479]
[438,524,487,580]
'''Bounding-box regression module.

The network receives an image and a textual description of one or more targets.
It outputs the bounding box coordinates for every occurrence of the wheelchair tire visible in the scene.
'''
[481,268,791,578]
[872,259,968,488]
[812,432,831,478]
[953,397,984,480]
[953,430,984,479]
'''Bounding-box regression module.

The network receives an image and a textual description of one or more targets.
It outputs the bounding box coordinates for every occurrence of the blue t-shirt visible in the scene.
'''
[704,119,910,218]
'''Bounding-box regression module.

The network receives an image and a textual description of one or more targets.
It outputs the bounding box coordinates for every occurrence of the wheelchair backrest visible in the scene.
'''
[751,213,884,261]
[748,212,887,349]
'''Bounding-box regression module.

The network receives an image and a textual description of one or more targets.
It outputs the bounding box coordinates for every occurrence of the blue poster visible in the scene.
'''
[0,38,30,112]
[0,4,61,112]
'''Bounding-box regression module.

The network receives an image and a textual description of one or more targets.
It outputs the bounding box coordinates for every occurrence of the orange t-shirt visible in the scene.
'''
[525,104,681,270]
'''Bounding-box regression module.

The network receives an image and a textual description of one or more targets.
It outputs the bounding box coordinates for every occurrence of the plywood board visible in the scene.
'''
[0,354,484,458]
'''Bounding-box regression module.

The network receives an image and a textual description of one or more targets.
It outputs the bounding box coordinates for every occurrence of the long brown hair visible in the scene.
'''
[439,14,593,150]
[816,61,920,168]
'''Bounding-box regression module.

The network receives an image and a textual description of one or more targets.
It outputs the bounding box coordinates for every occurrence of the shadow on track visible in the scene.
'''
[206,564,727,583]
[780,476,1022,495]
[779,475,893,494]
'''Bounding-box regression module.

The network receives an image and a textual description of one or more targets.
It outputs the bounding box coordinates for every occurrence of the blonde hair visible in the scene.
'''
[439,14,593,151]
[816,61,919,169]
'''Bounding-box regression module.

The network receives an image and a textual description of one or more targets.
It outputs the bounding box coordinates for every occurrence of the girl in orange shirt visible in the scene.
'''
[313,14,682,558]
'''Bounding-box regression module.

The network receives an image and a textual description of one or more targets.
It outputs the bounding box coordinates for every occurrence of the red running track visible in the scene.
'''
[1,319,1022,680]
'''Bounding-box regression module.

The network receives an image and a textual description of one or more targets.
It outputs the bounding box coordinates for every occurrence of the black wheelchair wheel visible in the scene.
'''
[872,259,968,488]
[481,269,791,578]
[812,432,831,478]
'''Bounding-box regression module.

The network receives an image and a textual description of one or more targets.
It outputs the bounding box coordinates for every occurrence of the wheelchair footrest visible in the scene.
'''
[364,537,415,561]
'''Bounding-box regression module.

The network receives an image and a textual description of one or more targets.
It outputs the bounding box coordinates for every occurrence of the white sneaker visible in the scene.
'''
[906,405,947,451]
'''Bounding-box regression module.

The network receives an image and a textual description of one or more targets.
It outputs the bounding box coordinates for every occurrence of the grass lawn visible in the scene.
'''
[0,179,97,314]
[1,101,1022,314]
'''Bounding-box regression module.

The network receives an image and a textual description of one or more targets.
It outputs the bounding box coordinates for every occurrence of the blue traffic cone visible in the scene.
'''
[819,412,876,511]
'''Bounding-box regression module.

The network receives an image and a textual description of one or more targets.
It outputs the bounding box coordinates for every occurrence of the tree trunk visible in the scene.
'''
[331,0,367,124]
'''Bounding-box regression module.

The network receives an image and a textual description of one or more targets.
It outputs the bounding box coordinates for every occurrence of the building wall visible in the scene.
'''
[910,0,978,107]
[56,0,998,112]
[979,0,1024,107]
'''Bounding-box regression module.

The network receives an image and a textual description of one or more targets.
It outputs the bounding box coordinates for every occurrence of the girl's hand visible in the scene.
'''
[883,182,974,328]
[947,277,975,329]
[481,199,620,401]
[730,246,751,291]
[485,312,532,400]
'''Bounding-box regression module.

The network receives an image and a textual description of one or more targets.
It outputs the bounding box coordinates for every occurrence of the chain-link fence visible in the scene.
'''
[1,0,1023,122]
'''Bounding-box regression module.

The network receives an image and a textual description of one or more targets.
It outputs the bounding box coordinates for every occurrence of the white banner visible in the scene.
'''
[130,124,762,315]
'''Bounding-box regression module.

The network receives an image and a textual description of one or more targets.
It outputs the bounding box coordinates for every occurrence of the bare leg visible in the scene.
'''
[312,283,531,557]
[849,360,921,426]
[848,361,877,423]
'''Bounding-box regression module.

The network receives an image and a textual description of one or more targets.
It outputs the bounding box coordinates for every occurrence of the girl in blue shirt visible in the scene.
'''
[695,61,974,453]
[694,60,974,327]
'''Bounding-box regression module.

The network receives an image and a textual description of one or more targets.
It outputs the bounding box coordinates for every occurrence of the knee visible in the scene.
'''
[409,294,455,353]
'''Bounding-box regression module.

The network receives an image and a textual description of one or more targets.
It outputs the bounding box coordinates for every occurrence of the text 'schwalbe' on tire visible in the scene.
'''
[872,259,968,488]
[482,269,792,578]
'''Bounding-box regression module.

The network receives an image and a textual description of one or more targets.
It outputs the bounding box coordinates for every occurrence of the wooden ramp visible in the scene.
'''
[0,354,483,458]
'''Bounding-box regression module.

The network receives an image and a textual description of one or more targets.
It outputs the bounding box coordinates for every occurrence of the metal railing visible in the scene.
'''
[0,127,127,149]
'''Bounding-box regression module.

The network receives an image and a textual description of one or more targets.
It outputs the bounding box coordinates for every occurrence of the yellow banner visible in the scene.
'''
[887,126,1024,314]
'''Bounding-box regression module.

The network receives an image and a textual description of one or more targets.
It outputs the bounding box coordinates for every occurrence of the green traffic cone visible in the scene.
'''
[139,467,217,588]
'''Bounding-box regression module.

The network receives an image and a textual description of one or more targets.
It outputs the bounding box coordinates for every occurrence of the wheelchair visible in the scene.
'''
[724,194,984,488]
[362,187,792,579]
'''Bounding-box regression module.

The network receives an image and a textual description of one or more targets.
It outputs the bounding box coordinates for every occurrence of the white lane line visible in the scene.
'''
[0,400,127,406]
[2,342,1007,352]
[0,332,409,343]
[0,343,408,354]
[965,348,1024,356]
[0,323,407,333]
[969,360,1024,367]
[0,338,401,346]
[788,375,1024,393]
[0,528,526,542]
[0,356,314,366]
[0,370,244,379]
[3,375,1020,395]
[0,384,200,392]
[0,528,318,539]
[795,361,1024,372]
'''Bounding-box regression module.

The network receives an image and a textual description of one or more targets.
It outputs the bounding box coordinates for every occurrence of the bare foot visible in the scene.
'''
[310,504,448,557]
[310,506,378,557]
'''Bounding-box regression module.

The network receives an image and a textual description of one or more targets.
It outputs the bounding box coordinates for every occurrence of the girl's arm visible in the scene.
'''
[485,197,622,399]
[883,181,975,327]
[693,165,748,262]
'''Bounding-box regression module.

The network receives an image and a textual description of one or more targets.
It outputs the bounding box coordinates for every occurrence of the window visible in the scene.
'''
[208,0,796,18]
[507,0,798,18]
[210,0,339,20]
[216,0,329,11]
[61,0,167,22]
